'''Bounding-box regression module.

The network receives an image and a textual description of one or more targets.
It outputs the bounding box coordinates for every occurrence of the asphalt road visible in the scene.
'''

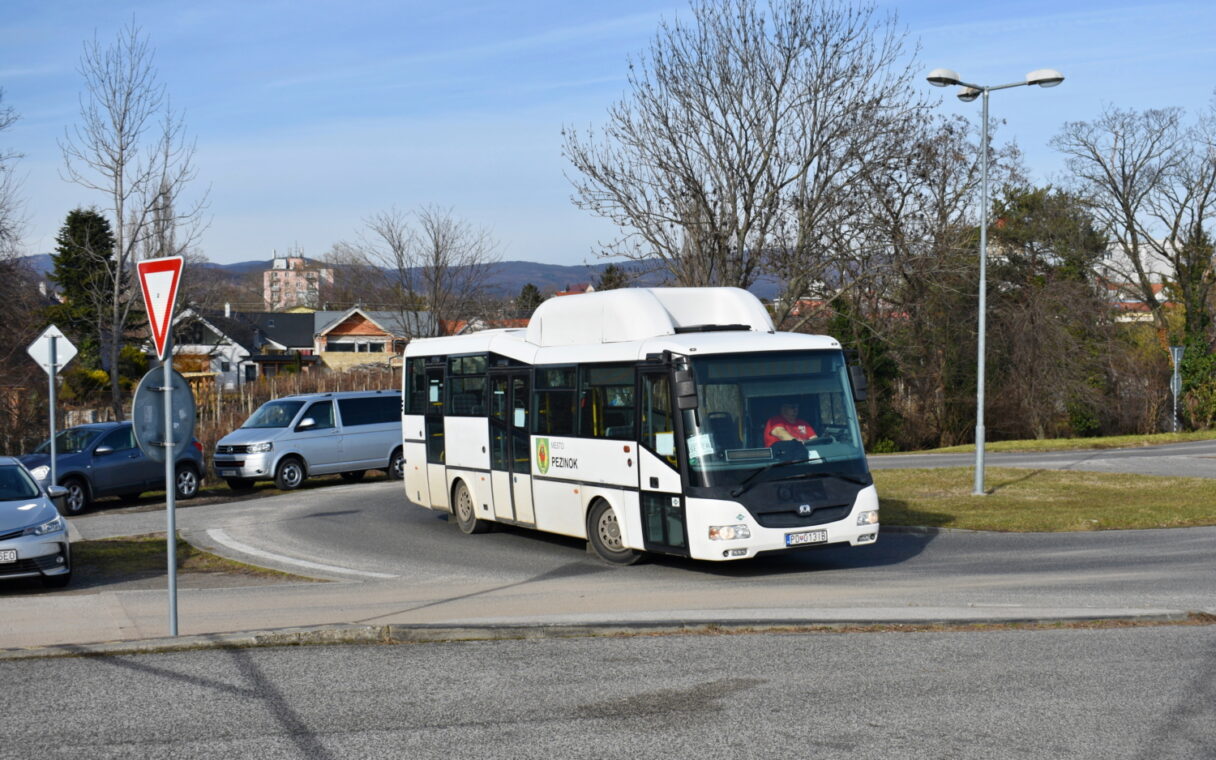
[4,626,1213,759]
[69,476,1216,619]
[870,439,1216,478]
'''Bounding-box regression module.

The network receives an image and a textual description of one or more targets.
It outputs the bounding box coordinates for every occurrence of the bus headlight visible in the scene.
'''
[249,442,273,453]
[708,524,751,541]
[856,510,879,526]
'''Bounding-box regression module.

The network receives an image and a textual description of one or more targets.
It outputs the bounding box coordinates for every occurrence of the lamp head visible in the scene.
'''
[957,86,981,103]
[927,68,962,87]
[1026,68,1064,87]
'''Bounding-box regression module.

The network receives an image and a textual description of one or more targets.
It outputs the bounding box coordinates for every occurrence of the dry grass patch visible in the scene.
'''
[72,534,314,581]
[874,467,1216,532]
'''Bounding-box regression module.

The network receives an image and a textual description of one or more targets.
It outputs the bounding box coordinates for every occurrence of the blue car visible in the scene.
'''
[20,421,205,515]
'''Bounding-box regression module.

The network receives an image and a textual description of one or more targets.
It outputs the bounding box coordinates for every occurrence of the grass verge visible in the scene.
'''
[72,534,316,582]
[874,466,1216,532]
[885,430,1216,455]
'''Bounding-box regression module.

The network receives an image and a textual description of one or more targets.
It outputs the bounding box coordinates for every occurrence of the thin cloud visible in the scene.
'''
[264,9,670,90]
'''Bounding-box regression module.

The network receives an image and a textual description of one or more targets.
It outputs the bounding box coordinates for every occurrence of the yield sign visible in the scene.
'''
[137,256,184,360]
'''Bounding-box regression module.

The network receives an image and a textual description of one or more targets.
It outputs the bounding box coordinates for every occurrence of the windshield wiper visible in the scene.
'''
[728,457,809,498]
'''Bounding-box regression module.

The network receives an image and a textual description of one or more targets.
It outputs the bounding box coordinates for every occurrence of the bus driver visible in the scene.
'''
[763,402,816,448]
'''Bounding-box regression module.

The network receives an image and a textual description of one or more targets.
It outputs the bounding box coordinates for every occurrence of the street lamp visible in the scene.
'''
[927,67,1064,495]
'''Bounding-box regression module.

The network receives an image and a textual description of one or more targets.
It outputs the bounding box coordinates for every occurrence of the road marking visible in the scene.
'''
[206,529,397,579]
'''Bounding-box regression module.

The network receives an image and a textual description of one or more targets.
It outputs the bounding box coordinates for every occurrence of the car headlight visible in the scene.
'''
[856,510,879,526]
[250,442,273,453]
[30,465,49,481]
[27,515,65,536]
[708,524,751,541]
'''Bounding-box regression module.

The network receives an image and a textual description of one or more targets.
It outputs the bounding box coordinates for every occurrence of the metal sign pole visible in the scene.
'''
[48,336,58,487]
[164,345,178,637]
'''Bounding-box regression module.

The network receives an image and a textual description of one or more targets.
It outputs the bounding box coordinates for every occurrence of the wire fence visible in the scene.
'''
[1,366,401,474]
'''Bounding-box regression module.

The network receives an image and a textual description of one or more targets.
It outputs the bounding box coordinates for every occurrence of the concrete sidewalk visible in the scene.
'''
[0,564,1195,658]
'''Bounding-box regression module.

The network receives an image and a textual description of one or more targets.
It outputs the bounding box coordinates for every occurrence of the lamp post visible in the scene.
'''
[926,67,1064,495]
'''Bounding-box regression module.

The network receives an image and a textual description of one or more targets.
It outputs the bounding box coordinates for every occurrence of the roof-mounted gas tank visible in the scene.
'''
[525,287,774,347]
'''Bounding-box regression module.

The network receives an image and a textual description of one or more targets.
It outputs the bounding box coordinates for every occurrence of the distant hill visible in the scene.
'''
[22,254,783,300]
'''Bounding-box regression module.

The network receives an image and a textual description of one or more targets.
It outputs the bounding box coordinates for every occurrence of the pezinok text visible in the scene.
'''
[551,456,578,470]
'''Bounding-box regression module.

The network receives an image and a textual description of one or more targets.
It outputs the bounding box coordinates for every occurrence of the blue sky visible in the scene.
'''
[2,0,1213,266]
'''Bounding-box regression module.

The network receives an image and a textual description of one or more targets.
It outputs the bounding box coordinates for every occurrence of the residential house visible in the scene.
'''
[552,283,596,297]
[172,307,322,389]
[171,307,258,390]
[243,312,322,377]
[314,307,436,371]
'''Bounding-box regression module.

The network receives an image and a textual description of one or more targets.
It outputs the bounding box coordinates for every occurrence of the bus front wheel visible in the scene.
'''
[453,481,489,534]
[587,500,641,565]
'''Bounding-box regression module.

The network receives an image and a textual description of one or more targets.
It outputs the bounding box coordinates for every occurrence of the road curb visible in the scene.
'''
[0,610,1200,660]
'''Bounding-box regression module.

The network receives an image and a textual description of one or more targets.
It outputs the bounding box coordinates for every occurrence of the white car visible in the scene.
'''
[0,456,71,588]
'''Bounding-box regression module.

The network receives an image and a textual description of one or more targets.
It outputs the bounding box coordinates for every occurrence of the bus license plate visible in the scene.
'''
[786,530,828,547]
[0,549,16,564]
[220,469,237,477]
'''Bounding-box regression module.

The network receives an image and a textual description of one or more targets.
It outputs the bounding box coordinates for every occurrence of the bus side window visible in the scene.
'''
[642,373,675,465]
[579,365,635,440]
[534,367,576,436]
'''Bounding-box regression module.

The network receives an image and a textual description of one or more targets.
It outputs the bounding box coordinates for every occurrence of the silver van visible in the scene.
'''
[213,390,404,490]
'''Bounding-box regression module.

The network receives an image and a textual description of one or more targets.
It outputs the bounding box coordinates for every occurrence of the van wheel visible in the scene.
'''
[387,448,405,480]
[587,500,641,565]
[453,481,489,534]
[340,470,366,483]
[275,457,305,491]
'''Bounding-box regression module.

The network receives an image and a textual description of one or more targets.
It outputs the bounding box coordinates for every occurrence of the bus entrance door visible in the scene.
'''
[489,370,535,525]
[639,371,688,555]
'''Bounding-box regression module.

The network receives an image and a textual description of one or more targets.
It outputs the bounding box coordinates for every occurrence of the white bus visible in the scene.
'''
[401,287,878,563]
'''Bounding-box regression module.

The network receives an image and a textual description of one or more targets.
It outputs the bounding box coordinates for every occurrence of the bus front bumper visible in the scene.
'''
[683,487,880,561]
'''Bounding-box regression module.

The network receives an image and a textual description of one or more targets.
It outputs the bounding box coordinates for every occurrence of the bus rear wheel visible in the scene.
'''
[587,500,641,565]
[453,481,489,534]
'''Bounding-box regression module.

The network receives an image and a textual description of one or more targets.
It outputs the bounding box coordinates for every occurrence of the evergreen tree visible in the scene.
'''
[516,283,544,315]
[45,208,116,368]
[594,263,630,291]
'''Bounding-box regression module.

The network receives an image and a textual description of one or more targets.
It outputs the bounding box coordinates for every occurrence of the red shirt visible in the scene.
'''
[764,415,815,447]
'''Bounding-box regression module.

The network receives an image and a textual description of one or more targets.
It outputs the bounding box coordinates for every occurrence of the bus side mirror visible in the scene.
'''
[849,365,869,402]
[673,369,699,411]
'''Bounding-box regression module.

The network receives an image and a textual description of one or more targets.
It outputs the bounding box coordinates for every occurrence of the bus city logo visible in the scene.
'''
[536,438,550,474]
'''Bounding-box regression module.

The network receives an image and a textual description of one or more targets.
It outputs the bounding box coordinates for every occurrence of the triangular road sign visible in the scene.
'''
[137,256,184,360]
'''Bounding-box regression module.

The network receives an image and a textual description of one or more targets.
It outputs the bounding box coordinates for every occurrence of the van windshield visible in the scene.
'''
[242,400,305,429]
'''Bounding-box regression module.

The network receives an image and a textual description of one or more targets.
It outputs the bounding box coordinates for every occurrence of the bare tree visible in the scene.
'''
[564,0,929,295]
[0,89,23,259]
[60,21,206,419]
[345,205,501,337]
[1052,104,1216,338]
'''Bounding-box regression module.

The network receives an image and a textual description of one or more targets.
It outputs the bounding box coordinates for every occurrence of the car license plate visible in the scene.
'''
[220,469,237,477]
[786,529,828,547]
[0,549,16,564]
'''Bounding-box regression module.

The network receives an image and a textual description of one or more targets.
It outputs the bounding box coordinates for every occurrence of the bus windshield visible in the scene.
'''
[681,350,868,488]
